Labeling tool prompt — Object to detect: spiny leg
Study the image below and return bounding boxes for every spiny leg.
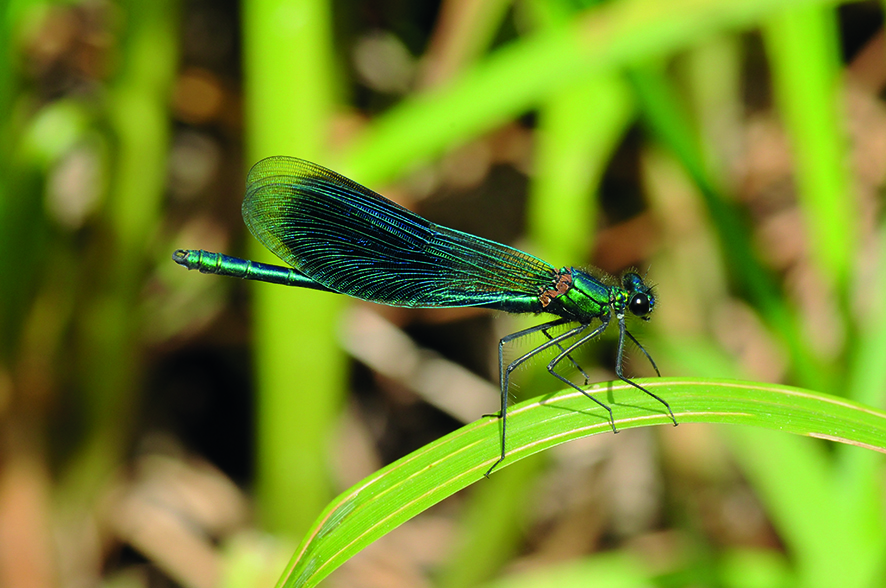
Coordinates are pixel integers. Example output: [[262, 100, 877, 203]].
[[625, 329, 661, 377], [486, 319, 585, 477], [615, 314, 677, 425], [541, 328, 593, 384], [546, 317, 617, 431], [488, 318, 572, 419]]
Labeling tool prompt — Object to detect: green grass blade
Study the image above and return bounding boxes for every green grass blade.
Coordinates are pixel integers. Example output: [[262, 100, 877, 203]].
[[763, 6, 855, 290], [482, 552, 653, 588], [628, 67, 831, 394], [436, 454, 546, 588], [343, 0, 846, 186], [529, 74, 635, 263], [276, 378, 886, 588], [726, 428, 854, 588]]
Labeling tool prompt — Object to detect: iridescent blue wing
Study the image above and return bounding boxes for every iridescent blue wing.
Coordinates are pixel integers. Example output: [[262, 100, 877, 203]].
[[241, 156, 555, 310]]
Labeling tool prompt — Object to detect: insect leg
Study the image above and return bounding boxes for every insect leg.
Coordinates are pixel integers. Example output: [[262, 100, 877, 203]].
[[486, 319, 584, 477], [625, 329, 661, 377], [546, 316, 616, 432], [491, 318, 573, 419], [541, 327, 592, 384], [616, 315, 676, 425]]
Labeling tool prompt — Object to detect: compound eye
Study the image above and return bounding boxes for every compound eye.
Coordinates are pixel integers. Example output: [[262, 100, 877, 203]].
[[629, 293, 651, 316]]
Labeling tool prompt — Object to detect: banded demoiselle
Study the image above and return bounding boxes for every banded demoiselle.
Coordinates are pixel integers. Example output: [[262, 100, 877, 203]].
[[173, 156, 677, 475]]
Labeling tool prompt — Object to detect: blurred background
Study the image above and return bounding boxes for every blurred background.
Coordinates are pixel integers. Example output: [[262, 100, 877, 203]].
[[1, 0, 885, 587]]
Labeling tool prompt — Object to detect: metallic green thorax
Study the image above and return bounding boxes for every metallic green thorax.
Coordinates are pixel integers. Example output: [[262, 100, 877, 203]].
[[536, 267, 656, 325], [546, 268, 610, 322]]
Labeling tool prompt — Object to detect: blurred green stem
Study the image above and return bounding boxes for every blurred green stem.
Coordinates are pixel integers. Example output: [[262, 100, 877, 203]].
[[244, 0, 345, 536], [763, 6, 855, 292], [627, 66, 834, 394], [343, 0, 847, 186], [64, 0, 179, 502]]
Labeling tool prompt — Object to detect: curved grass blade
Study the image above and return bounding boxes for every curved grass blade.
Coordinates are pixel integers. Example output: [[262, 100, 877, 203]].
[[277, 378, 886, 588]]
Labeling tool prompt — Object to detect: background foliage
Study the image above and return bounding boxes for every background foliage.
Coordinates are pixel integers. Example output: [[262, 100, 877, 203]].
[[0, 0, 885, 587]]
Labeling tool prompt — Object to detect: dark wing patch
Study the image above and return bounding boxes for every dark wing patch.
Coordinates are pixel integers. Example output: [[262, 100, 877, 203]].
[[242, 156, 555, 308]]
